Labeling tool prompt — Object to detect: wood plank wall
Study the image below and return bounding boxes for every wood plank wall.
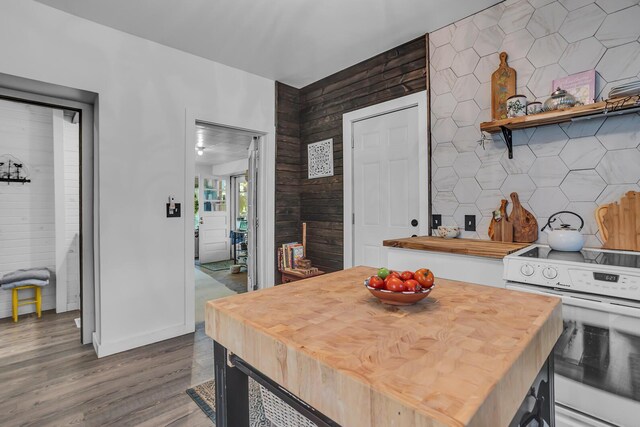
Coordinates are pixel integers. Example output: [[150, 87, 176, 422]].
[[299, 36, 427, 272], [275, 82, 302, 282], [275, 36, 427, 276]]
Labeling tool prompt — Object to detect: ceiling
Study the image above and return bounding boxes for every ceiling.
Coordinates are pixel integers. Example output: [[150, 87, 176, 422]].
[[34, 0, 502, 88], [195, 123, 254, 166]]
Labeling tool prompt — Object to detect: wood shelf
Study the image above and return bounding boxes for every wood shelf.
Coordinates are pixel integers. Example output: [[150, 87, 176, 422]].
[[480, 98, 640, 158]]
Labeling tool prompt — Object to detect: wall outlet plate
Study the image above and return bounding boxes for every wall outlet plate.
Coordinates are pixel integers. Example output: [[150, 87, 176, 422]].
[[431, 214, 442, 230], [464, 215, 476, 231], [166, 203, 181, 218]]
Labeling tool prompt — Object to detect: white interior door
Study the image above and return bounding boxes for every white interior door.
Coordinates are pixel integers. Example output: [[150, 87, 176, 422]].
[[199, 176, 229, 263], [353, 107, 419, 267]]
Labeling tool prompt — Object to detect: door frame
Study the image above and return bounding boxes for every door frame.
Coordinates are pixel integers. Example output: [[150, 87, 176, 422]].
[[342, 91, 428, 269], [184, 109, 275, 330]]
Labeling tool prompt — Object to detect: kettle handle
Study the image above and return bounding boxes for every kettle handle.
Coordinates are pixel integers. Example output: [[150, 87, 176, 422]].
[[542, 211, 584, 232]]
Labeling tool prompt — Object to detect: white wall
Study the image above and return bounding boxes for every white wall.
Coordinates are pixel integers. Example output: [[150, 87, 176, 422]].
[[54, 115, 80, 311], [0, 0, 275, 356], [53, 110, 81, 313], [211, 158, 248, 176], [62, 115, 80, 310], [0, 99, 56, 318]]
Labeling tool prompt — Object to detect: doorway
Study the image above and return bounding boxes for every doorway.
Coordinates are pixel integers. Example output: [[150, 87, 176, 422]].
[[192, 122, 259, 323], [0, 98, 83, 336], [0, 78, 97, 348], [343, 91, 429, 268]]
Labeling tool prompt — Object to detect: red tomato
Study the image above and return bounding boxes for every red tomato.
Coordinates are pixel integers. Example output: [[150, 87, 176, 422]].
[[400, 271, 414, 281], [384, 272, 401, 285], [404, 279, 422, 292], [414, 268, 435, 288], [385, 277, 407, 292], [368, 275, 385, 289]]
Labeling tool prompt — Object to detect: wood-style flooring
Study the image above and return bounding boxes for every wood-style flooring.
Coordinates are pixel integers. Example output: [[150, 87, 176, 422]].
[[0, 310, 213, 426]]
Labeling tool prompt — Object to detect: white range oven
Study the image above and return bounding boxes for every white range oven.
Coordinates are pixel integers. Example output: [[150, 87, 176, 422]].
[[504, 245, 640, 427]]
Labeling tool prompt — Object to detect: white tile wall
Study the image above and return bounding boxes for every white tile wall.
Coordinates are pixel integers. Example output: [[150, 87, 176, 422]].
[[430, 0, 640, 245]]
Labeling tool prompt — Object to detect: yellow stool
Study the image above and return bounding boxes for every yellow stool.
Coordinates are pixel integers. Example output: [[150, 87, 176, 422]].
[[11, 285, 42, 322]]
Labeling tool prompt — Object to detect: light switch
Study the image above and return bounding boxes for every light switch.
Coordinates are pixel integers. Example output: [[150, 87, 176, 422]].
[[166, 203, 181, 218]]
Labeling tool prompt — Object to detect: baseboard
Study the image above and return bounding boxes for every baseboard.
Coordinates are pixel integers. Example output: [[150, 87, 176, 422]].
[[92, 332, 100, 356], [67, 302, 80, 311], [94, 323, 193, 358]]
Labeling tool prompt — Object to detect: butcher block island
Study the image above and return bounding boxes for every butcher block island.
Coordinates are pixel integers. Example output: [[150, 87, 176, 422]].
[[205, 266, 562, 427]]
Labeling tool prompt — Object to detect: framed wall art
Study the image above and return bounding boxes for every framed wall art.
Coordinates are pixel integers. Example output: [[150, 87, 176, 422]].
[[307, 138, 334, 179]]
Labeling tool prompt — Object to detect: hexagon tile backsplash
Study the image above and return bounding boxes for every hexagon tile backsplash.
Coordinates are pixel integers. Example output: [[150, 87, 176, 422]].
[[429, 0, 640, 245]]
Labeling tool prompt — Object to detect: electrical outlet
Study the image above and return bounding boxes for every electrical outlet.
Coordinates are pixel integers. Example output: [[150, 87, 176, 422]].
[[431, 214, 442, 229], [464, 215, 476, 231]]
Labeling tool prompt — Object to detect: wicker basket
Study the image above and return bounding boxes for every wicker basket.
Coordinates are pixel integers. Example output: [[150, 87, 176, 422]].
[[258, 384, 317, 427]]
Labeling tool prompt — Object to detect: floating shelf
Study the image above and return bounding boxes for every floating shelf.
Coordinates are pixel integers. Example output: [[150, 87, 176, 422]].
[[480, 97, 640, 158]]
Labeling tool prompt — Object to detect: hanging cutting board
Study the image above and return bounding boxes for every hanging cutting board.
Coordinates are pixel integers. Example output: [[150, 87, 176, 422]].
[[489, 199, 508, 240], [491, 52, 516, 120], [599, 191, 640, 251], [595, 205, 609, 242], [510, 192, 538, 243]]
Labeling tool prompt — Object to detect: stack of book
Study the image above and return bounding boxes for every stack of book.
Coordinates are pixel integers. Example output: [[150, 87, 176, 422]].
[[280, 242, 305, 270], [278, 243, 320, 276]]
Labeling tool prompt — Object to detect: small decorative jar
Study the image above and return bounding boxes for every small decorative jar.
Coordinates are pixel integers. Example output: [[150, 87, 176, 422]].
[[506, 95, 528, 118], [527, 101, 543, 115], [543, 87, 577, 111], [437, 226, 460, 239]]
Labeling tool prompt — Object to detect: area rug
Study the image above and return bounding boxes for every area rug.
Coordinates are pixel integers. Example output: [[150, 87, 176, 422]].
[[186, 377, 274, 426], [199, 259, 235, 272]]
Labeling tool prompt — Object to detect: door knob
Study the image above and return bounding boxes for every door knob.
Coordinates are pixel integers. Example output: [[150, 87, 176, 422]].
[[411, 219, 418, 227]]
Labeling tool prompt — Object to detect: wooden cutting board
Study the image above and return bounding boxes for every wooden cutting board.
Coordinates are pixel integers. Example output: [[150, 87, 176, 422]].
[[489, 199, 508, 240], [599, 191, 640, 251], [510, 192, 538, 243], [490, 199, 513, 242], [491, 52, 516, 120]]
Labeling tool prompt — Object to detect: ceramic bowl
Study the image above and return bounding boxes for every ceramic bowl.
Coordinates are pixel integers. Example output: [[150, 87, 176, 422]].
[[527, 102, 542, 115], [364, 279, 434, 306], [437, 226, 460, 239]]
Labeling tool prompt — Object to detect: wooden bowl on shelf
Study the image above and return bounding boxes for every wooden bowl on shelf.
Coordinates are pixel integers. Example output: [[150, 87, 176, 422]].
[[364, 279, 434, 306]]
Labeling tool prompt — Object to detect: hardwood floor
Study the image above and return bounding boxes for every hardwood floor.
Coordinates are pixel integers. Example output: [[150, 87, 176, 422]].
[[0, 310, 213, 426]]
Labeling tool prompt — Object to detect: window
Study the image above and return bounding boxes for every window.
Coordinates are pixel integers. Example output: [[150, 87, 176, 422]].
[[203, 177, 226, 212]]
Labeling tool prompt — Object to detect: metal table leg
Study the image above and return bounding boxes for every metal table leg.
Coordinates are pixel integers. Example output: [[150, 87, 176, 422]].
[[214, 340, 249, 427]]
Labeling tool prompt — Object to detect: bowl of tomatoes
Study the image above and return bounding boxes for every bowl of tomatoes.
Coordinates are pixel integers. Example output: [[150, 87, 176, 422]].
[[365, 268, 435, 306]]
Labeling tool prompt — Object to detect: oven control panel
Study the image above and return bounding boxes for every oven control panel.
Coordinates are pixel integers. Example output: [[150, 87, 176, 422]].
[[567, 269, 640, 295], [504, 249, 640, 302]]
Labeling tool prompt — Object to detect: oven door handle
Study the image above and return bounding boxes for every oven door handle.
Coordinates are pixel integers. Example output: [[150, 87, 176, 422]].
[[506, 283, 640, 318]]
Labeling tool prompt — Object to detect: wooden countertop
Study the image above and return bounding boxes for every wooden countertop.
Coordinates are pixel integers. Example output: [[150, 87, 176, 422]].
[[206, 266, 562, 427], [383, 236, 529, 259]]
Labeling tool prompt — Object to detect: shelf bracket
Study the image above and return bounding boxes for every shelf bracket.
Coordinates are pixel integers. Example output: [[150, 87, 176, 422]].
[[500, 126, 513, 159]]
